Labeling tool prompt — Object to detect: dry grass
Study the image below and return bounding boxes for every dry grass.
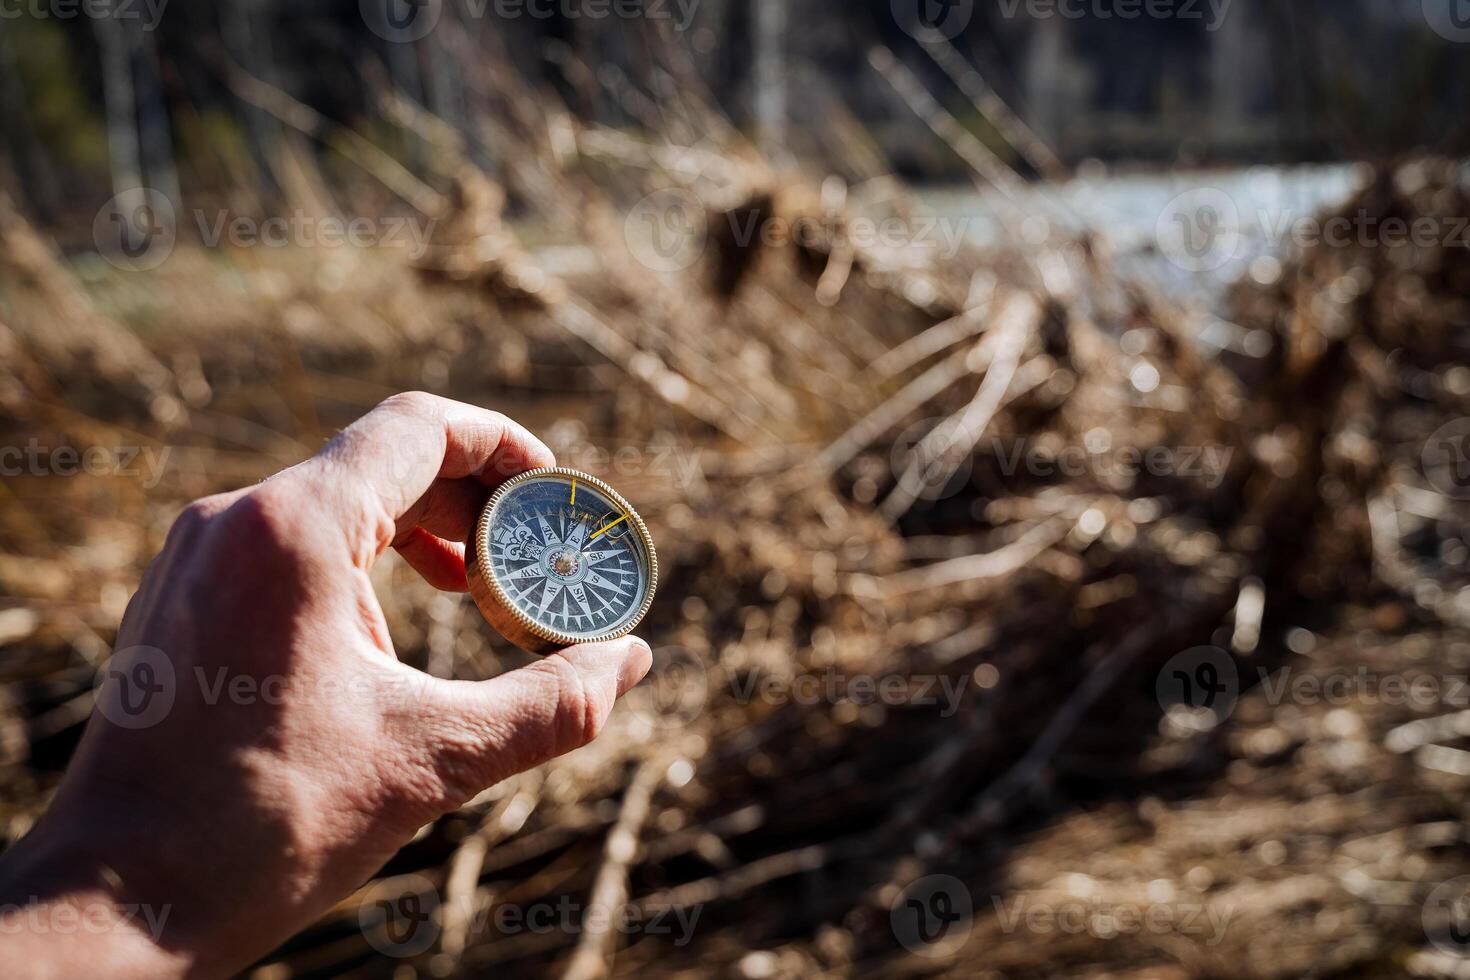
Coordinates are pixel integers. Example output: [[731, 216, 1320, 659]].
[[2, 55, 1470, 980]]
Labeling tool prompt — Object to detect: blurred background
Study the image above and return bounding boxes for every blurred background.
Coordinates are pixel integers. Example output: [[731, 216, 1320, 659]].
[[3, 1, 1470, 977]]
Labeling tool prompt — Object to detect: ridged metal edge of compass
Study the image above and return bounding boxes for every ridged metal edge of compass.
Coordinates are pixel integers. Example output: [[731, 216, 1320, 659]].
[[466, 466, 658, 655]]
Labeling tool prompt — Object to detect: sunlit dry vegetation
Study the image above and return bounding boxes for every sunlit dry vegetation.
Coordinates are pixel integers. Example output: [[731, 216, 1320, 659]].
[[4, 14, 1470, 979]]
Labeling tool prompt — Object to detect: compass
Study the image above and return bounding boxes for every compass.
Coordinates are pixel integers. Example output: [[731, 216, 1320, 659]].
[[467, 467, 657, 654]]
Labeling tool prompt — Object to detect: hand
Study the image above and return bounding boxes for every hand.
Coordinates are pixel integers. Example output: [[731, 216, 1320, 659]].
[[0, 392, 652, 978]]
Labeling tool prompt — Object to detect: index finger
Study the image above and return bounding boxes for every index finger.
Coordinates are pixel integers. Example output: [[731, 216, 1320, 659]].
[[294, 391, 555, 564]]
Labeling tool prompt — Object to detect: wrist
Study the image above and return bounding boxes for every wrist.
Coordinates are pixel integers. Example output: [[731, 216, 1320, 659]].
[[0, 822, 192, 980]]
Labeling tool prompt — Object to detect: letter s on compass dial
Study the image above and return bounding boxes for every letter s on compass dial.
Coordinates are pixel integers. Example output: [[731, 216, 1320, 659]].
[[466, 468, 657, 655]]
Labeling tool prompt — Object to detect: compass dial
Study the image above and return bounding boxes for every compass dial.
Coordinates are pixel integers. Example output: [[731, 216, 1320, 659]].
[[468, 468, 656, 654]]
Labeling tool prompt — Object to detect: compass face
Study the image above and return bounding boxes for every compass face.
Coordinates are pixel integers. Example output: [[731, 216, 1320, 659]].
[[478, 470, 655, 646]]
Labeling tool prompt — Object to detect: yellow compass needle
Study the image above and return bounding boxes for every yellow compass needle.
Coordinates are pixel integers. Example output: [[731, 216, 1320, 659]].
[[569, 478, 577, 507], [588, 513, 628, 542]]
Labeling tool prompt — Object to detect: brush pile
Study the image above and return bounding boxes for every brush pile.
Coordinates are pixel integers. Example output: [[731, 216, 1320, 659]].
[[2, 47, 1470, 978]]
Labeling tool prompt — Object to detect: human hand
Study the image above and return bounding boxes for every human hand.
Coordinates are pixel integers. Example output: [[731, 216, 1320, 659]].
[[0, 392, 652, 978]]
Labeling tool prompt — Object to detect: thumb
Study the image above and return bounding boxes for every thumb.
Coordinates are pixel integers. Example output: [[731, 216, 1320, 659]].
[[411, 637, 652, 803]]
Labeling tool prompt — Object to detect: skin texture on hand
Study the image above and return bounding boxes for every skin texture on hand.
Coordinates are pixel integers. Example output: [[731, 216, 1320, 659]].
[[0, 393, 653, 979]]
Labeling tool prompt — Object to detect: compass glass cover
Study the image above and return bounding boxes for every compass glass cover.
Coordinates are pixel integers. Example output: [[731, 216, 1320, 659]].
[[485, 473, 652, 641]]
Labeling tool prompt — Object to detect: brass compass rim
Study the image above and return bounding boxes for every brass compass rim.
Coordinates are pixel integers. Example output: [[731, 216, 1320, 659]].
[[467, 466, 658, 655]]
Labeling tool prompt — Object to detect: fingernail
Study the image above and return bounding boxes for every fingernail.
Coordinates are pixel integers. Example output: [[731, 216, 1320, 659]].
[[617, 637, 653, 695]]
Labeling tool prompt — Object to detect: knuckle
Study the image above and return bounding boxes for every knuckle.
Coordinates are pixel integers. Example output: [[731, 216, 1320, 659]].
[[537, 655, 607, 752], [198, 485, 320, 580], [376, 655, 618, 820], [381, 685, 504, 815], [360, 677, 483, 820], [159, 494, 242, 570], [380, 390, 442, 419], [222, 484, 303, 543], [417, 725, 492, 811], [169, 487, 312, 618], [170, 493, 233, 541]]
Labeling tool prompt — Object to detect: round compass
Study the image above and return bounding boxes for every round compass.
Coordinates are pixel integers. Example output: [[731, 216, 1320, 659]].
[[467, 467, 657, 654]]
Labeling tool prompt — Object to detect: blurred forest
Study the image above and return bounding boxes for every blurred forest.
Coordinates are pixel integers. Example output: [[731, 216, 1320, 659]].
[[5, 0, 1470, 232], [4, 2, 1470, 979]]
